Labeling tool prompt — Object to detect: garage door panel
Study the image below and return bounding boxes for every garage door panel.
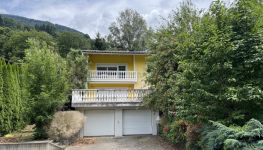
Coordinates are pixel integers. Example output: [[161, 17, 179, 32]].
[[84, 110, 115, 136], [123, 110, 152, 135]]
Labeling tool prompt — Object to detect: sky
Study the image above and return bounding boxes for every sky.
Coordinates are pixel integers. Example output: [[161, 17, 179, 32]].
[[0, 0, 233, 38]]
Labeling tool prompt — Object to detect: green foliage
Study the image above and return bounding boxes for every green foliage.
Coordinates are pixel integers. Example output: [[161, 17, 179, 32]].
[[92, 33, 108, 50], [200, 119, 263, 150], [0, 59, 27, 134], [0, 16, 3, 26], [0, 14, 93, 62], [1, 30, 55, 63], [0, 14, 30, 30], [0, 14, 81, 33], [108, 9, 148, 50], [146, 0, 263, 125], [163, 120, 187, 144], [24, 38, 69, 139], [35, 24, 56, 36], [145, 0, 200, 114], [57, 32, 91, 57], [66, 49, 89, 89], [160, 117, 202, 150]]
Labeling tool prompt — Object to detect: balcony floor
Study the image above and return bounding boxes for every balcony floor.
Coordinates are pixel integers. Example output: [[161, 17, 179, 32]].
[[72, 89, 149, 108], [72, 101, 143, 108]]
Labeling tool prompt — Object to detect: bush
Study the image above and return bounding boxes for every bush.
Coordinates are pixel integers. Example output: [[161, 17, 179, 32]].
[[200, 119, 263, 150], [159, 116, 203, 150], [185, 123, 202, 150], [160, 119, 188, 144], [48, 111, 85, 144]]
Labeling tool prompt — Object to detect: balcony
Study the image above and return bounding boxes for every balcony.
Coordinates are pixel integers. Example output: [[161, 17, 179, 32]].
[[72, 89, 149, 107], [88, 70, 137, 83]]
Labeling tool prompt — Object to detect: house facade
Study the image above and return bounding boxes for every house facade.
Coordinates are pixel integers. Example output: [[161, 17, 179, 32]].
[[72, 50, 158, 137]]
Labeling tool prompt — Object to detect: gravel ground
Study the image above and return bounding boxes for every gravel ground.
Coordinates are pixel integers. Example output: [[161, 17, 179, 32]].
[[66, 135, 178, 150]]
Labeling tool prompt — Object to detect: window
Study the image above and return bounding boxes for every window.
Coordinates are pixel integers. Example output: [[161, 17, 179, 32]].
[[96, 64, 127, 78], [96, 64, 126, 71]]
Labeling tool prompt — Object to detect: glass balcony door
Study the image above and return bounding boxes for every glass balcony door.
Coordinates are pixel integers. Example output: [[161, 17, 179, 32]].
[[96, 64, 127, 79]]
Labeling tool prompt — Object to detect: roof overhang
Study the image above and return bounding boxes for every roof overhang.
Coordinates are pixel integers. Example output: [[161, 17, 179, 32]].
[[81, 50, 148, 55]]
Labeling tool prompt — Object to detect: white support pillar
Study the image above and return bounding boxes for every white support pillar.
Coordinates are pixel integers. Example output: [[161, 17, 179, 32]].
[[152, 111, 159, 135], [114, 109, 123, 137]]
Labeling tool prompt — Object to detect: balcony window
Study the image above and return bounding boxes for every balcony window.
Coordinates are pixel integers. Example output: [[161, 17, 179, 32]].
[[97, 64, 126, 78], [89, 64, 137, 82], [97, 64, 126, 71]]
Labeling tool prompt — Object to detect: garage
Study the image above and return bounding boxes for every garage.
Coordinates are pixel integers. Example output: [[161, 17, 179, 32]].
[[84, 110, 115, 136], [123, 109, 153, 135]]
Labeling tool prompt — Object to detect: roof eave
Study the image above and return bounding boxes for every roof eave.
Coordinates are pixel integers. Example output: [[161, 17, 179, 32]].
[[81, 50, 148, 55]]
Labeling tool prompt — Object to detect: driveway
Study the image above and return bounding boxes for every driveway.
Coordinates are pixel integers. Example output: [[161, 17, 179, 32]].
[[66, 136, 177, 150]]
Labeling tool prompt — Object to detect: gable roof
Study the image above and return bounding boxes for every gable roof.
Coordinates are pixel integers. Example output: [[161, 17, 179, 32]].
[[81, 50, 148, 55]]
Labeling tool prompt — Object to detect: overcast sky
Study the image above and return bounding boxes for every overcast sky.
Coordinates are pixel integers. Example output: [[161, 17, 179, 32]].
[[0, 0, 233, 38]]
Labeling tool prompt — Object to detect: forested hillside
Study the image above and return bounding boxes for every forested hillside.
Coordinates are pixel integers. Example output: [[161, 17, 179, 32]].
[[0, 11, 150, 54], [0, 14, 95, 62], [0, 14, 81, 33]]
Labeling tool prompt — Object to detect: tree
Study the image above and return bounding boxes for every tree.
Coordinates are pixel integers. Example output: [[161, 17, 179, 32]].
[[57, 32, 91, 57], [108, 9, 148, 50], [92, 33, 108, 50], [0, 27, 12, 62], [2, 30, 55, 63], [145, 0, 200, 114], [25, 38, 69, 139], [146, 0, 263, 125], [66, 49, 89, 89], [35, 24, 56, 36], [0, 15, 4, 26], [0, 59, 27, 134], [200, 119, 263, 149]]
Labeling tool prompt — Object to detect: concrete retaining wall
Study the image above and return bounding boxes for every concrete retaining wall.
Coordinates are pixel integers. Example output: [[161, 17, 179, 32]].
[[0, 141, 64, 150]]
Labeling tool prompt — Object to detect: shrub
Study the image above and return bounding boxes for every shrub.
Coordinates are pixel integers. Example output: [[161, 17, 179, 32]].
[[161, 119, 188, 144], [48, 111, 85, 144], [185, 123, 202, 150], [200, 119, 263, 150]]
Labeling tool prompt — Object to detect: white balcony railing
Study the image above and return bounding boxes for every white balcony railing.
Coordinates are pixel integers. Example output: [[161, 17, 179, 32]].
[[88, 70, 137, 82], [72, 89, 149, 103]]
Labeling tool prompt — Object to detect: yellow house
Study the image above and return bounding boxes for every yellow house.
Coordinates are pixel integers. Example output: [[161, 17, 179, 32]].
[[72, 50, 158, 137]]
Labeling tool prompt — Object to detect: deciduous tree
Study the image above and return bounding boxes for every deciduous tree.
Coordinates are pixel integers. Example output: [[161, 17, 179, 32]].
[[25, 38, 69, 139], [108, 9, 148, 50]]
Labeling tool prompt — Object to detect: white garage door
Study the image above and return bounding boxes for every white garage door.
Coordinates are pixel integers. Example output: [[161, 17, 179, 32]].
[[84, 110, 115, 136], [123, 109, 152, 135]]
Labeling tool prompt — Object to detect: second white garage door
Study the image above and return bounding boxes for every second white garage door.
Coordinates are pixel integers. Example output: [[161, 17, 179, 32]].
[[84, 110, 115, 136], [123, 109, 152, 135]]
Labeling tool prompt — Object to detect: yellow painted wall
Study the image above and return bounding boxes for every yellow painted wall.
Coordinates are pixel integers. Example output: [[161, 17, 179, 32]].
[[89, 54, 134, 71], [87, 54, 147, 89]]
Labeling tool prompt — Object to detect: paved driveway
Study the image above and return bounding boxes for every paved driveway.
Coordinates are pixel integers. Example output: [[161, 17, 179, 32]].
[[66, 136, 176, 150]]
